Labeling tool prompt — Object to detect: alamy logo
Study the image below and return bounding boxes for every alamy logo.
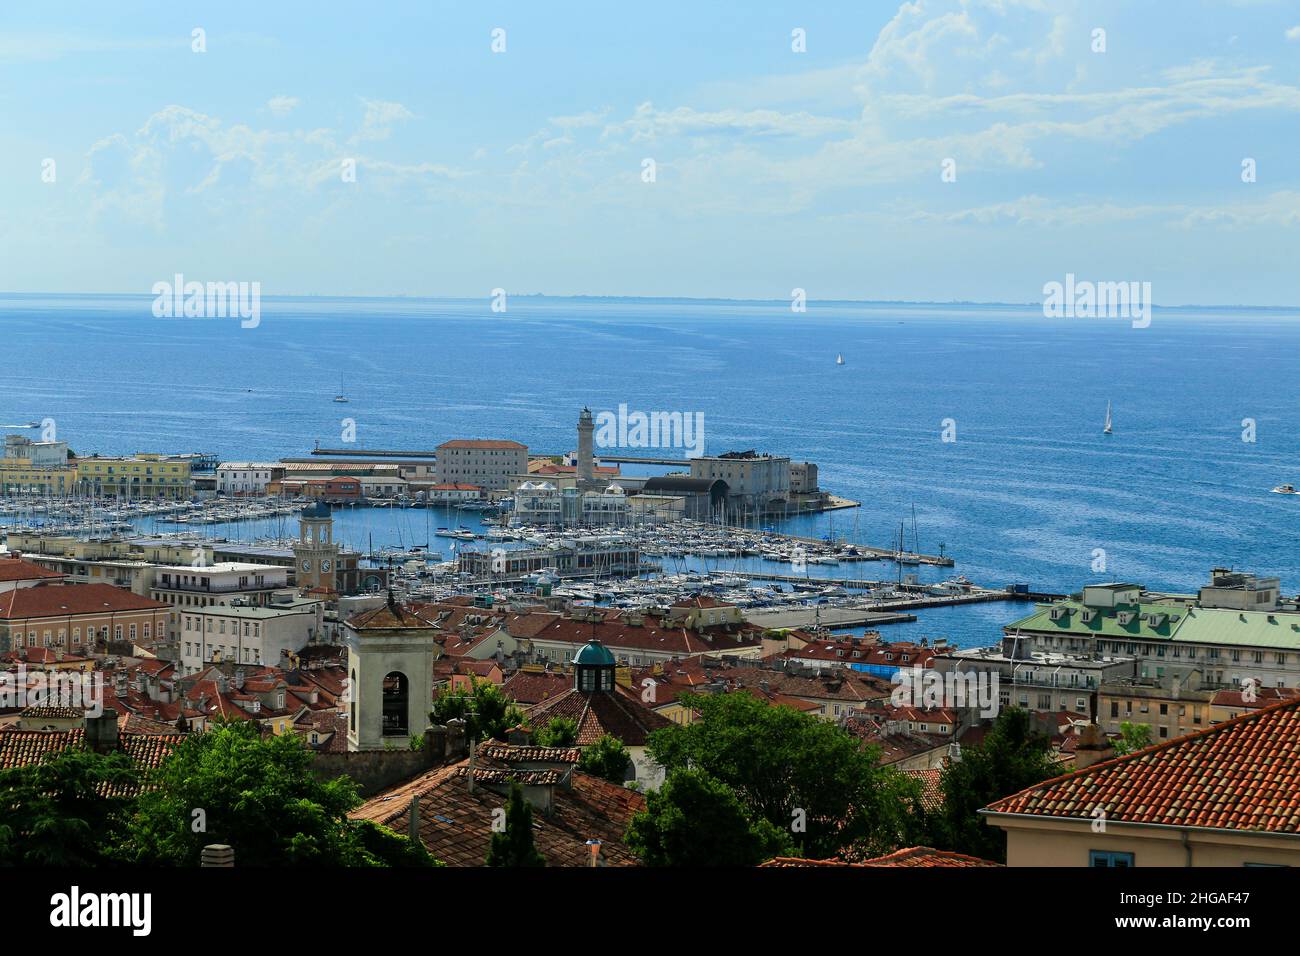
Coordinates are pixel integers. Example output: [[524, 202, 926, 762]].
[[50, 887, 151, 936], [593, 404, 705, 457], [0, 666, 104, 716], [151, 274, 261, 328], [1042, 273, 1152, 329], [891, 665, 1000, 719]]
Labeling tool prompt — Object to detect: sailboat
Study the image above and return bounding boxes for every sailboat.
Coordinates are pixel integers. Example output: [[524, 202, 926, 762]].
[[333, 374, 349, 404], [1103, 400, 1113, 435], [836, 353, 845, 366]]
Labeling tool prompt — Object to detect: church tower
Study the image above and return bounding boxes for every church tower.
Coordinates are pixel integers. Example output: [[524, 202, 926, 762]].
[[293, 502, 340, 594], [577, 406, 595, 485], [345, 593, 441, 751], [573, 639, 616, 693]]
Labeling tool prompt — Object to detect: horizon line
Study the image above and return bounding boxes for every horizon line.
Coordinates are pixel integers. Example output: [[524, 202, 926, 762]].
[[0, 290, 1296, 312]]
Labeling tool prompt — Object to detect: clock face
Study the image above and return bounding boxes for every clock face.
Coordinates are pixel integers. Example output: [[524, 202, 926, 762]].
[[301, 559, 312, 572], [321, 560, 332, 572]]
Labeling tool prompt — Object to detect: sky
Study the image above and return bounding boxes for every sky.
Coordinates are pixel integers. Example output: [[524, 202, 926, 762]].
[[1, 0, 1299, 305]]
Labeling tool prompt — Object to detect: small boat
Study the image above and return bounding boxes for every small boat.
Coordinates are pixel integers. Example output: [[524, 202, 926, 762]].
[[1272, 484, 1298, 495], [333, 373, 348, 403], [836, 354, 845, 366], [1103, 400, 1113, 435]]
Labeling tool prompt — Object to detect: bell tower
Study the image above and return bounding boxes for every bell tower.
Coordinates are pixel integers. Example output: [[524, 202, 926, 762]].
[[293, 502, 340, 593], [345, 593, 441, 751]]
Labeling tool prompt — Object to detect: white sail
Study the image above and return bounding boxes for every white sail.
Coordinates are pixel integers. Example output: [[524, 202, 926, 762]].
[[1103, 400, 1113, 434]]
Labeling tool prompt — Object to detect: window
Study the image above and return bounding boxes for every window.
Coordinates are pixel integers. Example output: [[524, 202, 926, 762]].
[[1090, 851, 1134, 868]]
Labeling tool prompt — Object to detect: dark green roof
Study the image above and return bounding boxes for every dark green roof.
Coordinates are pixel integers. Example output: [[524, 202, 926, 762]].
[[573, 641, 616, 666]]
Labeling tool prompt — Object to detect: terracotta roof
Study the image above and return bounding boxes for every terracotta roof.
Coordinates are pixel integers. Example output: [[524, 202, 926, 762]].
[[350, 758, 645, 866], [523, 610, 762, 657], [478, 742, 582, 764], [985, 696, 1300, 833], [347, 602, 445, 630], [0, 583, 169, 620], [0, 728, 183, 796], [0, 559, 65, 583], [904, 768, 945, 812], [438, 439, 526, 449], [524, 685, 671, 746], [501, 669, 572, 705]]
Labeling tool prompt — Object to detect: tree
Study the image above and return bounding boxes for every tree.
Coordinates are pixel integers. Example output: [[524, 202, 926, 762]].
[[0, 747, 138, 866], [430, 679, 524, 742], [647, 692, 915, 859], [128, 719, 433, 866], [1112, 721, 1153, 756], [535, 717, 578, 748], [578, 734, 632, 784], [626, 768, 790, 866], [927, 708, 1063, 863], [486, 782, 545, 867]]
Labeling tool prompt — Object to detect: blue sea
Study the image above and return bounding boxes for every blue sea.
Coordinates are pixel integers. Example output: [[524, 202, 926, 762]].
[[3, 293, 1298, 648]]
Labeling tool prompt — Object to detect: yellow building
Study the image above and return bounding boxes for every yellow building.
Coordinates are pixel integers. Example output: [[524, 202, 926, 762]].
[[0, 459, 77, 496], [75, 454, 193, 499]]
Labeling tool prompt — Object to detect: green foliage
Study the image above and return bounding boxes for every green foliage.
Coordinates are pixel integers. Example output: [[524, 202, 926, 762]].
[[1112, 721, 1153, 756], [485, 782, 545, 867], [926, 708, 1063, 863], [646, 692, 915, 859], [430, 679, 524, 742], [0, 747, 138, 866], [626, 768, 791, 866], [408, 733, 425, 752], [535, 717, 578, 748], [127, 720, 433, 866], [352, 818, 442, 867], [577, 734, 632, 784]]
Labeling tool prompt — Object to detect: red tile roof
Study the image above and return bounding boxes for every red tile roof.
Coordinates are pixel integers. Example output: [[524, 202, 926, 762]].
[[0, 559, 65, 583], [0, 583, 169, 620], [985, 696, 1300, 833], [349, 758, 645, 866], [524, 685, 671, 746]]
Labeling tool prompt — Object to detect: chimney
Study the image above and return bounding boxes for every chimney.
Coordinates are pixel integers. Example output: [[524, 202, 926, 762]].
[[1074, 722, 1116, 769], [200, 844, 234, 867], [407, 794, 421, 842], [84, 708, 119, 754]]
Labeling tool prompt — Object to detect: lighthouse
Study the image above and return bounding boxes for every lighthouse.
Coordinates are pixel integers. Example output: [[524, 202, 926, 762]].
[[577, 406, 595, 484]]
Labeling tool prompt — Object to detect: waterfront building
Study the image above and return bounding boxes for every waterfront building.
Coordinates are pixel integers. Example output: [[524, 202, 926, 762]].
[[435, 439, 528, 491], [0, 581, 170, 655], [0, 435, 75, 496], [216, 462, 284, 495], [75, 453, 193, 500], [789, 461, 819, 493], [426, 482, 483, 503], [509, 481, 633, 528], [689, 449, 790, 509], [1098, 669, 1214, 740], [457, 536, 641, 578], [177, 594, 324, 675], [638, 477, 728, 520], [1005, 572, 1300, 691], [983, 695, 1300, 866]]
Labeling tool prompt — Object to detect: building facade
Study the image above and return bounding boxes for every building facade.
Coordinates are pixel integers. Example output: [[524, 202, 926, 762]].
[[76, 454, 193, 499], [435, 439, 528, 491]]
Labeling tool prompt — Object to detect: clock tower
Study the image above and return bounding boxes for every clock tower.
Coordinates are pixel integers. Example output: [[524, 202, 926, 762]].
[[293, 501, 340, 594]]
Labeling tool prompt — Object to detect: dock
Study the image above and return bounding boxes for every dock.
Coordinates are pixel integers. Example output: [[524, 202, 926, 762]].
[[743, 607, 917, 630]]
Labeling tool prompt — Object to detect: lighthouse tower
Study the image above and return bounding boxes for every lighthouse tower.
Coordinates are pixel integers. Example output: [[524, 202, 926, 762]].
[[577, 407, 595, 485]]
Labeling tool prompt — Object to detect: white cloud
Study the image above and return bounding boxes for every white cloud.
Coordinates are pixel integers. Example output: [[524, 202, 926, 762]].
[[350, 98, 414, 144], [267, 95, 300, 117], [1286, 25, 1300, 41]]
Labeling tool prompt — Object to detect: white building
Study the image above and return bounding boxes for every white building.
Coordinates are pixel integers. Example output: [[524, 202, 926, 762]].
[[150, 562, 290, 611], [216, 462, 282, 495], [510, 481, 632, 527], [178, 594, 324, 674]]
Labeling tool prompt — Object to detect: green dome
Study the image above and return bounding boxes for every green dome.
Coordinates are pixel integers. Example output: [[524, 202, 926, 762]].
[[573, 641, 616, 666]]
